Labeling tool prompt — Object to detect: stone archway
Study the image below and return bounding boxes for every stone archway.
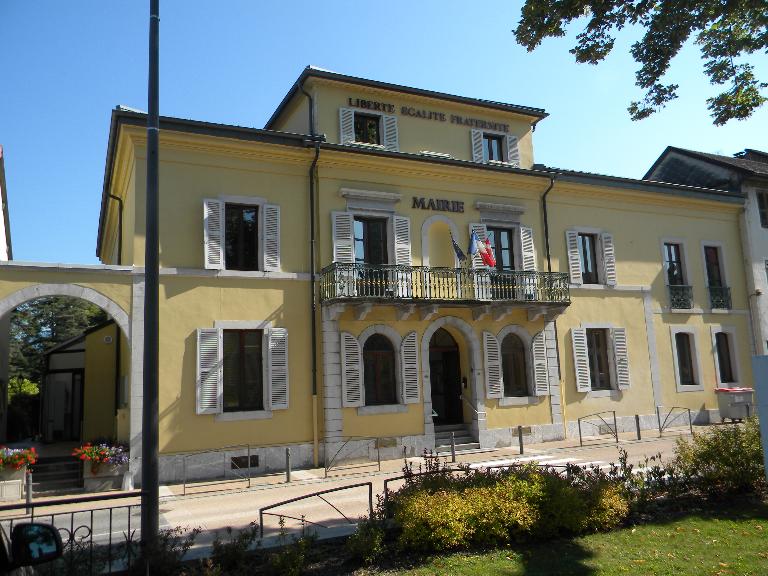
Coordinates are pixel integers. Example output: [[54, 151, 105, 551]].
[[420, 316, 484, 444]]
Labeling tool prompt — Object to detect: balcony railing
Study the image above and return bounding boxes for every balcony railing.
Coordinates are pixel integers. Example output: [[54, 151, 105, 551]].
[[319, 263, 570, 305], [668, 284, 693, 309], [708, 286, 732, 310]]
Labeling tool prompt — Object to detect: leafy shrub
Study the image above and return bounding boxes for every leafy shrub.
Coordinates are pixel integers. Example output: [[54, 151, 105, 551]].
[[265, 516, 316, 576], [673, 418, 764, 495], [346, 517, 386, 565], [128, 526, 201, 576], [207, 522, 259, 574], [395, 489, 470, 551], [532, 471, 589, 537], [583, 482, 629, 532]]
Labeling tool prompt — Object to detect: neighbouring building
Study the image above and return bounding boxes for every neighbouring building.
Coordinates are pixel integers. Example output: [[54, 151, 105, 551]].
[[0, 67, 756, 483], [0, 145, 13, 442]]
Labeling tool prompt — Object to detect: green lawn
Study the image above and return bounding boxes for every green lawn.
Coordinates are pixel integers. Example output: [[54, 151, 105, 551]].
[[357, 501, 768, 576]]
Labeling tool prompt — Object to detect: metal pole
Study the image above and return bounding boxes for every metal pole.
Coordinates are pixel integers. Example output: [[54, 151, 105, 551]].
[[578, 418, 583, 447], [688, 408, 694, 434], [612, 411, 618, 444], [182, 457, 186, 497], [25, 472, 32, 514], [450, 432, 456, 463], [517, 425, 524, 455], [285, 448, 291, 483], [634, 414, 641, 440], [247, 445, 252, 488], [656, 405, 662, 436], [141, 0, 160, 548], [746, 403, 751, 419], [377, 442, 381, 472]]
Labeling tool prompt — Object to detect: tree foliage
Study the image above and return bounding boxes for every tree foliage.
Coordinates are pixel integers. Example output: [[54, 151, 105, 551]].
[[9, 297, 108, 384], [7, 377, 39, 401], [514, 1, 768, 125]]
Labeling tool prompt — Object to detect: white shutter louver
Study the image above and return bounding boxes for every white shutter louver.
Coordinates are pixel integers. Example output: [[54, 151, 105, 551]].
[[469, 223, 489, 268], [341, 332, 363, 407], [532, 331, 549, 396], [204, 200, 224, 270], [267, 328, 289, 410], [612, 327, 630, 390], [571, 328, 592, 393], [470, 223, 491, 299], [393, 216, 411, 265], [471, 129, 484, 162], [382, 115, 399, 152], [339, 107, 355, 144], [196, 328, 222, 414], [566, 230, 582, 285], [484, 331, 503, 399], [602, 233, 617, 286], [519, 226, 536, 271], [506, 135, 521, 167], [332, 211, 355, 263], [262, 204, 281, 272], [401, 331, 419, 404]]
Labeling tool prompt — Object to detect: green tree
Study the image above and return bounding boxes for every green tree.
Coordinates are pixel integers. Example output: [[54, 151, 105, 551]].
[[9, 297, 108, 384], [7, 377, 39, 402], [514, 1, 768, 125]]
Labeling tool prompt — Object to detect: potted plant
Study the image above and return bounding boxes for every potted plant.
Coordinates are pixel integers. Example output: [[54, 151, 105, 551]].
[[73, 443, 129, 492], [0, 447, 36, 501]]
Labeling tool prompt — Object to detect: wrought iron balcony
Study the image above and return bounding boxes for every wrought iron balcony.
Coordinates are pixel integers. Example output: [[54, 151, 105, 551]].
[[708, 286, 732, 310], [319, 262, 570, 305], [668, 285, 693, 309]]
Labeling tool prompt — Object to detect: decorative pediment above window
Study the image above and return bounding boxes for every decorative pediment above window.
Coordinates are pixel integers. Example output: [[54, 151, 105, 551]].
[[475, 201, 526, 224], [340, 188, 402, 213]]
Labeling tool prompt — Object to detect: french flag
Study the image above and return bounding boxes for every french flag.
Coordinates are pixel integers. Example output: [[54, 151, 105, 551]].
[[468, 232, 496, 267]]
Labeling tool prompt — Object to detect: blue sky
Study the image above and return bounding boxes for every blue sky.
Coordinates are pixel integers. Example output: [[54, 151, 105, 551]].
[[1, 1, 766, 264]]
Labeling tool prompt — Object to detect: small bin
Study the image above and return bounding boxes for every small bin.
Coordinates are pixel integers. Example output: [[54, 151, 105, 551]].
[[715, 387, 754, 422]]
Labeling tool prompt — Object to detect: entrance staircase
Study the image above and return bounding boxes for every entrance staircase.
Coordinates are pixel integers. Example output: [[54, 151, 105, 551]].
[[30, 456, 83, 495], [434, 424, 483, 455]]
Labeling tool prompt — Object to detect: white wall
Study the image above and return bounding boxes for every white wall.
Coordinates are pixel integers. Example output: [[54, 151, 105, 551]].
[[743, 184, 768, 355]]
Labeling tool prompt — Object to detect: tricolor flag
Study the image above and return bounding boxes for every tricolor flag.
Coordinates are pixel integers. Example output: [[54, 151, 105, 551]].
[[468, 231, 496, 267], [450, 233, 466, 262]]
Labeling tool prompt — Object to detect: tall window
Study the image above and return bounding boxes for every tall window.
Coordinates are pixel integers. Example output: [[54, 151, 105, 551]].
[[225, 204, 259, 271], [222, 330, 264, 412], [501, 334, 528, 397], [757, 190, 768, 228], [663, 243, 685, 285], [674, 332, 696, 386], [482, 134, 504, 162], [353, 218, 388, 265], [487, 228, 515, 272], [715, 332, 736, 384], [354, 114, 380, 144], [704, 246, 724, 287], [586, 328, 611, 390], [578, 233, 600, 284], [363, 334, 397, 405]]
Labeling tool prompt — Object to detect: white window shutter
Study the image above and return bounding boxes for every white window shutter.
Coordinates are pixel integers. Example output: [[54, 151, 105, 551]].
[[339, 107, 355, 144], [401, 331, 419, 404], [267, 328, 289, 410], [341, 332, 363, 407], [262, 204, 281, 272], [382, 115, 399, 152], [519, 226, 536, 271], [332, 211, 355, 263], [571, 328, 592, 393], [196, 328, 222, 414], [471, 129, 484, 162], [532, 331, 549, 396], [483, 331, 503, 399], [469, 223, 489, 268], [612, 327, 630, 390], [506, 135, 521, 167], [203, 200, 224, 270], [602, 233, 617, 286], [566, 230, 582, 285], [393, 215, 411, 265]]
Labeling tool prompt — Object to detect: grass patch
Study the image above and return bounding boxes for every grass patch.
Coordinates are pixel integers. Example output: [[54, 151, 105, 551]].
[[355, 499, 768, 576]]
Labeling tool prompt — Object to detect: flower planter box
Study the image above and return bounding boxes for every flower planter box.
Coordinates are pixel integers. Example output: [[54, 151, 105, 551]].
[[83, 463, 128, 492], [0, 467, 26, 501]]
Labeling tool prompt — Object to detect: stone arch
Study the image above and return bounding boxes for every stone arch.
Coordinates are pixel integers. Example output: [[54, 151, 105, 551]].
[[497, 325, 535, 397], [420, 316, 484, 442], [421, 215, 460, 267], [0, 283, 130, 339], [358, 324, 403, 406]]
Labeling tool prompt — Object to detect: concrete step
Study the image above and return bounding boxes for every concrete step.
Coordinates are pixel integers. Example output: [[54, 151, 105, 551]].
[[434, 424, 467, 433], [435, 436, 474, 447], [436, 442, 481, 453]]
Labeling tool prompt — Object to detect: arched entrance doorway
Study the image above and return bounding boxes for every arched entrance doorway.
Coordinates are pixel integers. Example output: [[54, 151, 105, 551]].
[[429, 328, 462, 425]]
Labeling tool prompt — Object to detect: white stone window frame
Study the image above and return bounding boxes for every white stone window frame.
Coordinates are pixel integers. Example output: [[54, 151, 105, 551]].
[[570, 226, 611, 287], [580, 322, 620, 398], [213, 319, 273, 422], [669, 326, 704, 392], [349, 209, 396, 266], [356, 325, 408, 415], [659, 237, 699, 313], [496, 325, 541, 406], [478, 128, 513, 165], [709, 324, 740, 387], [219, 195, 269, 273], [700, 240, 731, 311], [345, 109, 389, 150], [484, 223, 526, 272]]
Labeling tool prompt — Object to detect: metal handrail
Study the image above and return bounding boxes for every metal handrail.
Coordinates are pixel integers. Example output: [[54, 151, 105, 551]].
[[656, 406, 694, 436], [323, 436, 383, 478], [460, 393, 485, 416], [577, 411, 619, 446]]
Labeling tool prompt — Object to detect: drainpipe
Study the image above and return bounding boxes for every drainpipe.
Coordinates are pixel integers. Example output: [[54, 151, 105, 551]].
[[107, 194, 123, 265], [540, 175, 567, 436], [301, 83, 324, 467]]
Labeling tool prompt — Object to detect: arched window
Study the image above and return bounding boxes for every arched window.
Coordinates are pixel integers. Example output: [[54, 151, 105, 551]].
[[501, 333, 528, 397], [363, 334, 397, 405]]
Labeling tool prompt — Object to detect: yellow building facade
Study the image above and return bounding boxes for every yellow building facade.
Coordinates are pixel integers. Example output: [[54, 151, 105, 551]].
[[0, 67, 753, 482]]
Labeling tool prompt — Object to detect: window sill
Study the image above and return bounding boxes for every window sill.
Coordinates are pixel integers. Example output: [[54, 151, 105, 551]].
[[215, 410, 273, 422], [708, 308, 733, 314], [498, 396, 540, 407], [669, 307, 704, 314], [587, 390, 621, 399], [357, 404, 408, 416], [676, 384, 704, 393], [347, 142, 386, 150]]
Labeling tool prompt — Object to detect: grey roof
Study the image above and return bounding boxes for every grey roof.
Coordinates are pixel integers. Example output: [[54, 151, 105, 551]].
[[646, 147, 768, 180]]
